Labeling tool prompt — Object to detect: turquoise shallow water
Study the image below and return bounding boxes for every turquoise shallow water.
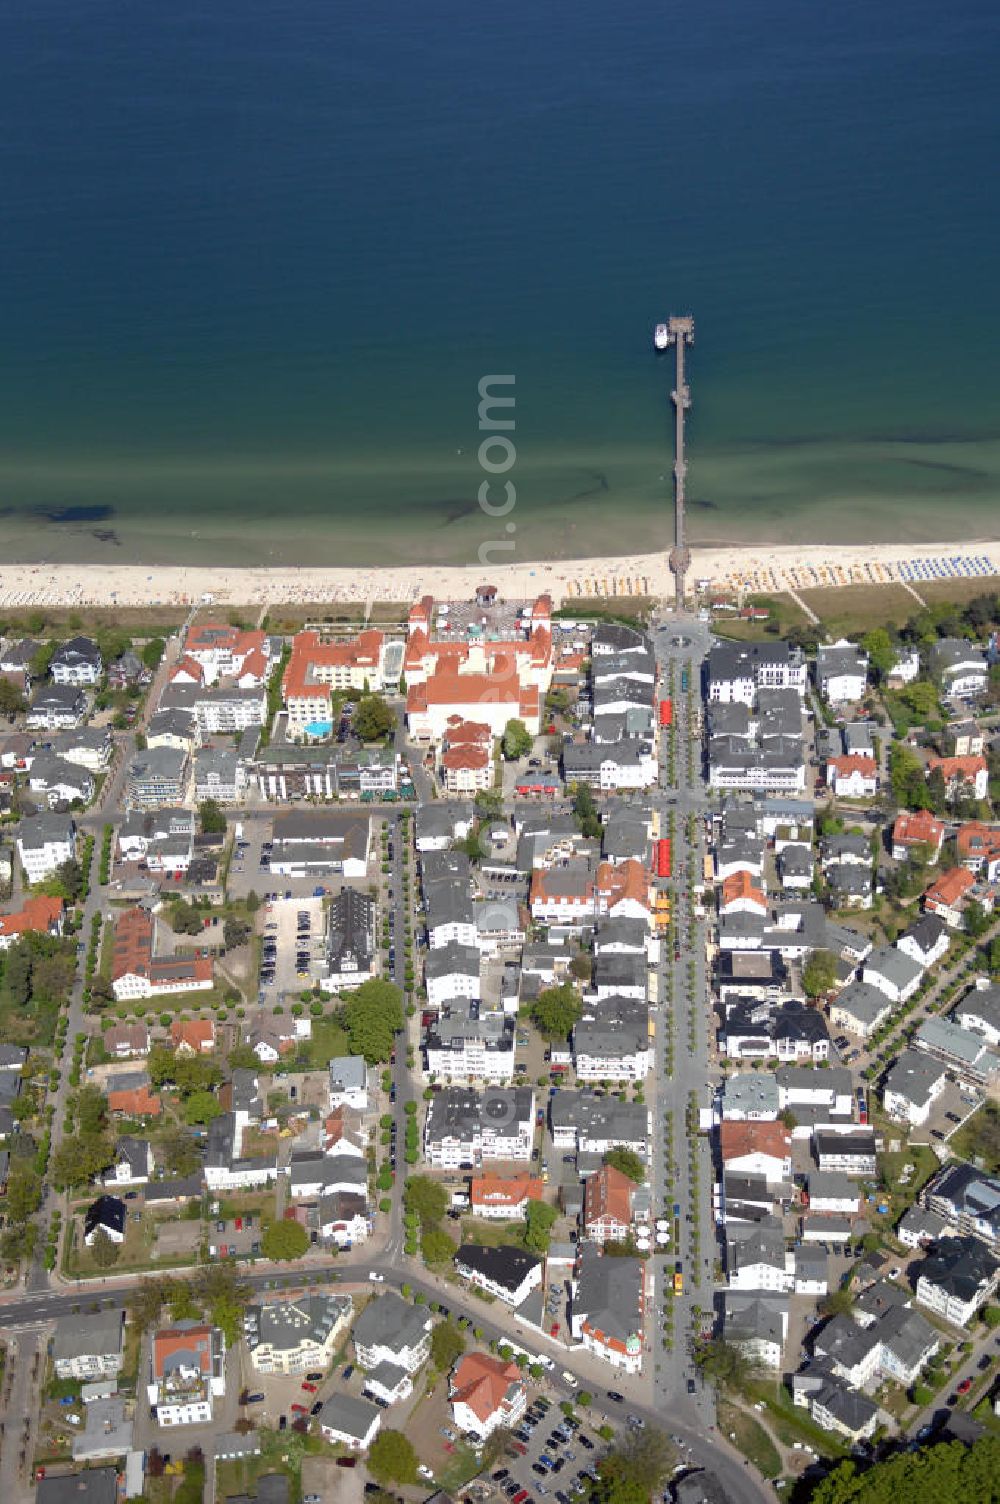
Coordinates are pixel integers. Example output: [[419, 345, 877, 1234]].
[[1, 0, 999, 565]]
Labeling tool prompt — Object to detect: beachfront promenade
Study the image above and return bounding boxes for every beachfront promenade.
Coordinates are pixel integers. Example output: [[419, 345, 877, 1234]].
[[1, 541, 999, 611]]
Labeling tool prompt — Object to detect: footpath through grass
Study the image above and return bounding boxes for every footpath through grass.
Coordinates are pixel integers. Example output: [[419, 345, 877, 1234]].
[[717, 1399, 781, 1479]]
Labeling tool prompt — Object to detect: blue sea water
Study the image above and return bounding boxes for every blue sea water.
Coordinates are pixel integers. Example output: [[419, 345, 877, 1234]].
[[1, 0, 998, 564]]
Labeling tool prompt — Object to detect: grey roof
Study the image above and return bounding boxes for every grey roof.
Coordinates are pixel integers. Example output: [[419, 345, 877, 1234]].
[[814, 1129, 877, 1164], [328, 1057, 367, 1094], [918, 1236, 999, 1303], [898, 1205, 950, 1243], [425, 940, 481, 981], [901, 913, 948, 954], [954, 983, 1000, 1036], [813, 1312, 878, 1371], [52, 1309, 123, 1362], [52, 635, 101, 668], [929, 637, 987, 675], [128, 746, 188, 782], [722, 1072, 779, 1116], [813, 1378, 878, 1433], [352, 1291, 430, 1354], [317, 1391, 382, 1441], [416, 802, 474, 841], [852, 1279, 909, 1325], [475, 897, 521, 934], [147, 707, 197, 738], [726, 1217, 787, 1274], [594, 916, 649, 953], [821, 833, 870, 864], [572, 1242, 644, 1345], [808, 1170, 859, 1202], [602, 818, 651, 863], [17, 810, 75, 849], [917, 1015, 999, 1071], [865, 945, 924, 991], [37, 1470, 119, 1504], [549, 1089, 647, 1146], [831, 980, 890, 1028], [427, 881, 474, 929], [779, 843, 813, 877], [817, 643, 867, 680], [31, 683, 86, 710], [326, 888, 375, 971], [884, 1048, 946, 1107], [876, 1303, 939, 1364], [924, 1162, 1000, 1240], [424, 1086, 531, 1144], [723, 1291, 787, 1350], [827, 863, 872, 896], [564, 738, 650, 775], [248, 1293, 351, 1356]]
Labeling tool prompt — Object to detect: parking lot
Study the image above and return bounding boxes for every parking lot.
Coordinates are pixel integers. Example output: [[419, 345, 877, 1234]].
[[490, 1394, 610, 1504], [259, 894, 326, 998]]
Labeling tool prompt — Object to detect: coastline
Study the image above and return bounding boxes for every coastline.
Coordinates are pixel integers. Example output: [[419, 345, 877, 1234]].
[[2, 540, 999, 611]]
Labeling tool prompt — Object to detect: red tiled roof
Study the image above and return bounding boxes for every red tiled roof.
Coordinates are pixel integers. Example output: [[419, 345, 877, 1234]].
[[927, 755, 987, 783], [152, 1324, 213, 1379], [170, 1019, 216, 1052], [441, 744, 491, 772], [450, 1352, 523, 1425], [282, 629, 384, 701], [924, 866, 976, 908], [828, 755, 877, 777], [470, 1173, 544, 1211], [584, 1165, 634, 1229], [596, 859, 650, 910], [108, 1085, 161, 1117], [0, 894, 63, 942], [956, 822, 1000, 862], [893, 811, 945, 848], [720, 871, 767, 910], [719, 1121, 791, 1164]]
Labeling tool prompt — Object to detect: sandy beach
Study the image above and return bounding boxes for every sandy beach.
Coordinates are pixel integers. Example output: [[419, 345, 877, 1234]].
[[0, 540, 998, 613]]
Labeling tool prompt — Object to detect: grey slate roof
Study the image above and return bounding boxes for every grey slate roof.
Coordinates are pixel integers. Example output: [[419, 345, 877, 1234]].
[[352, 1291, 430, 1354]]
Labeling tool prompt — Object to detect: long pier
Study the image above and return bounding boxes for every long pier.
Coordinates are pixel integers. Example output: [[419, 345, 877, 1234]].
[[664, 314, 694, 609]]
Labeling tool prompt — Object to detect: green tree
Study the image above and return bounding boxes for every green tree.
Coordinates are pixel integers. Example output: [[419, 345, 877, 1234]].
[[2, 943, 32, 1007], [130, 1279, 166, 1332], [403, 1176, 449, 1228], [368, 1430, 419, 1486], [182, 1090, 222, 1126], [195, 1264, 250, 1345], [900, 680, 940, 719], [965, 900, 990, 938], [571, 783, 602, 840], [430, 1320, 466, 1371], [90, 1228, 120, 1268], [0, 679, 27, 715], [198, 799, 227, 834], [524, 1200, 559, 1254], [809, 1434, 1000, 1504], [889, 742, 932, 810], [820, 1286, 855, 1319], [421, 1227, 455, 1266], [502, 719, 533, 760], [223, 916, 252, 950], [141, 637, 165, 669], [4, 1164, 42, 1223], [861, 628, 896, 681], [160, 1130, 202, 1178], [802, 948, 839, 999], [343, 979, 404, 1062], [530, 982, 582, 1040], [603, 1148, 645, 1184], [693, 1336, 752, 1392], [51, 1134, 113, 1189], [354, 694, 395, 742], [76, 1084, 108, 1137], [590, 1429, 675, 1504], [261, 1219, 310, 1261]]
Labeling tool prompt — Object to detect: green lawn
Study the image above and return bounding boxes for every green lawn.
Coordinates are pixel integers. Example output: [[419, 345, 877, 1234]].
[[950, 1106, 1000, 1175], [797, 583, 918, 637], [718, 1400, 781, 1479], [300, 1015, 351, 1068], [434, 1442, 483, 1493], [745, 1381, 849, 1460], [459, 1217, 527, 1249]]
